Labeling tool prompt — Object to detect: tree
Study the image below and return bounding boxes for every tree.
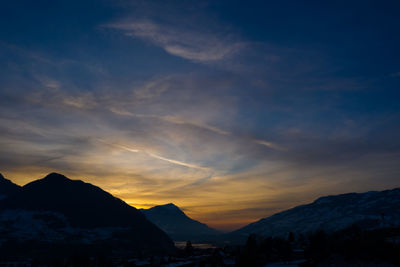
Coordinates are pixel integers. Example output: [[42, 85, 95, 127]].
[[185, 240, 193, 255]]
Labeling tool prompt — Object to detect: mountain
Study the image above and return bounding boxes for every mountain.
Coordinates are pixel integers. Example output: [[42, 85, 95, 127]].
[[0, 173, 21, 199], [141, 203, 221, 241], [230, 188, 400, 242], [0, 173, 174, 259]]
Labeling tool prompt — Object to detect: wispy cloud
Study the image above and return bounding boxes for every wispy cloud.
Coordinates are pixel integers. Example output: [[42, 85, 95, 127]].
[[161, 115, 231, 135], [109, 108, 231, 136], [254, 139, 285, 151], [146, 152, 207, 170], [97, 139, 207, 170], [106, 20, 244, 63], [2, 20, 400, 231]]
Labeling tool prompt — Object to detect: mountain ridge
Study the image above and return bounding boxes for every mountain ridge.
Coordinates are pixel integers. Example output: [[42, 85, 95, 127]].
[[229, 187, 400, 242], [0, 172, 175, 254], [3, 172, 399, 247], [0, 173, 21, 199], [141, 203, 221, 241]]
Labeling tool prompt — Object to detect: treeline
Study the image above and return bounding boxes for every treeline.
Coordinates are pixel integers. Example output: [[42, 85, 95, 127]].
[[235, 225, 400, 266]]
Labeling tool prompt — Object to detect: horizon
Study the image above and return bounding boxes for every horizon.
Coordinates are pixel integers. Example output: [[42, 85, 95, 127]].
[[1, 1, 400, 232], [1, 171, 399, 232]]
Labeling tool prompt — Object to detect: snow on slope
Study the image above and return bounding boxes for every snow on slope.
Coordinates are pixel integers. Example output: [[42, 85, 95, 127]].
[[232, 188, 400, 239]]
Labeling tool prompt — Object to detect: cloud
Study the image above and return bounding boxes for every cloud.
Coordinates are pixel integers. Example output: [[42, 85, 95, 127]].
[[97, 138, 207, 170], [106, 20, 244, 63], [109, 109, 231, 136], [2, 39, 400, 230], [254, 139, 285, 151], [161, 115, 231, 136], [146, 152, 207, 170]]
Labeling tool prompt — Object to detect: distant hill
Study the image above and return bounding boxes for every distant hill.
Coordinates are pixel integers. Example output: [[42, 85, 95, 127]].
[[0, 173, 174, 259], [230, 188, 400, 243], [141, 203, 221, 241], [0, 173, 21, 199]]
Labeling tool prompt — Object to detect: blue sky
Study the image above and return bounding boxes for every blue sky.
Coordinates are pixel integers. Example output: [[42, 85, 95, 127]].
[[1, 0, 399, 230]]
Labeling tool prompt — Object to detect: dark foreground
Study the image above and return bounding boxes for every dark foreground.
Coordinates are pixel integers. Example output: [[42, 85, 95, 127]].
[[1, 225, 400, 266]]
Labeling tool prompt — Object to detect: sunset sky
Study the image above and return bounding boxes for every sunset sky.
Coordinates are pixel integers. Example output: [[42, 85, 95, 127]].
[[1, 0, 400, 231]]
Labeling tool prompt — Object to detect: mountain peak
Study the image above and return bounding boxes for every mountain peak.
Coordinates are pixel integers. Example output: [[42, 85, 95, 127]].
[[0, 173, 4, 180], [0, 172, 174, 252], [43, 173, 71, 182], [162, 203, 179, 209], [142, 203, 221, 241], [149, 203, 184, 215]]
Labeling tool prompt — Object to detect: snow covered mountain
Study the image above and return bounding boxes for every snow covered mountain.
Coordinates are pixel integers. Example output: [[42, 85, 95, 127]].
[[231, 188, 400, 241], [141, 203, 221, 241], [0, 173, 174, 257]]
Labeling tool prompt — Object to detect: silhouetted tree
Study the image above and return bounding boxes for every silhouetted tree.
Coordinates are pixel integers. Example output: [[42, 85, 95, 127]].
[[245, 234, 258, 251], [303, 225, 400, 266], [305, 230, 329, 264], [185, 240, 193, 255], [236, 234, 293, 266], [288, 231, 295, 243]]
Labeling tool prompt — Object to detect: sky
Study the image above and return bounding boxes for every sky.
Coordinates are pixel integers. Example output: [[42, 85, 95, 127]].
[[0, 0, 400, 231]]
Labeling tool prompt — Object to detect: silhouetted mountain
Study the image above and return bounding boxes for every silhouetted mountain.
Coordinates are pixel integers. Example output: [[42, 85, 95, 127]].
[[0, 173, 21, 199], [230, 188, 400, 242], [0, 173, 174, 258], [141, 203, 221, 241]]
